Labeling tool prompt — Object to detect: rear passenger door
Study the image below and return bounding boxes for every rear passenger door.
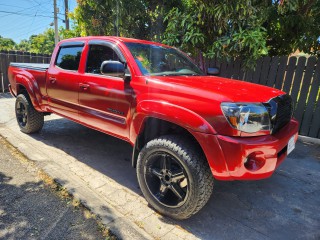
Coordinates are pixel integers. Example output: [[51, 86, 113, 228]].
[[47, 42, 84, 120], [78, 41, 133, 140]]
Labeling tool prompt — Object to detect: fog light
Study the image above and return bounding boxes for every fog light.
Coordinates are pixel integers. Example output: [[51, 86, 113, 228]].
[[244, 152, 265, 171]]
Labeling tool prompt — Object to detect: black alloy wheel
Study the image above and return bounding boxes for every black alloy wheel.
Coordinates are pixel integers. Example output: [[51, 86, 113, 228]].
[[145, 152, 189, 208], [15, 94, 44, 133], [16, 100, 28, 127], [137, 135, 214, 220]]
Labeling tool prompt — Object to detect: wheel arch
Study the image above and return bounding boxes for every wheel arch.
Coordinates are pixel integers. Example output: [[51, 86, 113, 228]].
[[131, 117, 205, 168], [15, 76, 42, 111], [130, 100, 217, 168]]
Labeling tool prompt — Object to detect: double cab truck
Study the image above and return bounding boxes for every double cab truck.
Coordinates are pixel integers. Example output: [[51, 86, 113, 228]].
[[8, 37, 298, 219]]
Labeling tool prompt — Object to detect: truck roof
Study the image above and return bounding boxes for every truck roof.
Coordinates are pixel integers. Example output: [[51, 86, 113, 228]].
[[58, 36, 170, 48]]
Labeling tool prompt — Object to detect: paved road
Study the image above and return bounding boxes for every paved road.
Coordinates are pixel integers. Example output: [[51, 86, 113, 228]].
[[0, 137, 105, 240], [0, 93, 320, 239]]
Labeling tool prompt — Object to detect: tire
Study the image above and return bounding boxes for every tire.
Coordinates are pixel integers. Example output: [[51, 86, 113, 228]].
[[15, 93, 44, 134], [136, 135, 214, 220]]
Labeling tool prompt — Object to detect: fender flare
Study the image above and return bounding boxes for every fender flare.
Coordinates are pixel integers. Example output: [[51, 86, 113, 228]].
[[15, 72, 42, 111], [130, 100, 217, 142]]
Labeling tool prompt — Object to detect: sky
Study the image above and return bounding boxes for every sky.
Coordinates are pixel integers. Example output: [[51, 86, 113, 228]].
[[0, 0, 77, 43]]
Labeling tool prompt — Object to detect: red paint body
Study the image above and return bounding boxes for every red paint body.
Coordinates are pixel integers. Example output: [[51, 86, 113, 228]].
[[8, 36, 298, 180]]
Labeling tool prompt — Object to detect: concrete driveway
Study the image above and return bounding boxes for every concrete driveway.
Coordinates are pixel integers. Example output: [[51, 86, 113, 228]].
[[1, 93, 319, 239]]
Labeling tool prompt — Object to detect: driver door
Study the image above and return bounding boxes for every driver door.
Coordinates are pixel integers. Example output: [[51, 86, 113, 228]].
[[78, 41, 133, 140]]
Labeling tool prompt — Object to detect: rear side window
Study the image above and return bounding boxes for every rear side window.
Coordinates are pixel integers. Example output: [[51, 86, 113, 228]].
[[55, 46, 83, 71]]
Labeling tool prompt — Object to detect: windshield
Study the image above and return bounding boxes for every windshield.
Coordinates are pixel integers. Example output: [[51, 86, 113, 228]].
[[125, 42, 204, 76]]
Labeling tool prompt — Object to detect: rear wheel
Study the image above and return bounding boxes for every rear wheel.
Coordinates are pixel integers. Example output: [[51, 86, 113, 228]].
[[15, 94, 44, 133], [137, 135, 214, 219]]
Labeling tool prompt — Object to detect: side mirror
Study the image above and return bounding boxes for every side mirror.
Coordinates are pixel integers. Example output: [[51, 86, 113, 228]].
[[101, 61, 125, 78], [207, 67, 220, 76]]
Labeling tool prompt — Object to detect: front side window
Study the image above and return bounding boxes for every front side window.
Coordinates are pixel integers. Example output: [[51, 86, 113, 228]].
[[125, 42, 204, 76], [86, 45, 120, 74], [55, 46, 83, 71]]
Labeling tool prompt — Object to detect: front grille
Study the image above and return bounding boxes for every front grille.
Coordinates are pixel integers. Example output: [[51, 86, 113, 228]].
[[265, 94, 293, 134]]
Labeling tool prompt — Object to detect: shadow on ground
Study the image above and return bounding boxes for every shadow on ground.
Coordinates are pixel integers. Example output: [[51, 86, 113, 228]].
[[0, 171, 105, 240], [28, 117, 320, 240]]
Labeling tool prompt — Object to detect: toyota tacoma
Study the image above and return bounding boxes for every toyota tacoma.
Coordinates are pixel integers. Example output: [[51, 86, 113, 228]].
[[8, 37, 298, 219]]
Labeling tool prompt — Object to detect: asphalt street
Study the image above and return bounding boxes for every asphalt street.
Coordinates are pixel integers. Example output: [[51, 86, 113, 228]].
[[0, 136, 106, 240]]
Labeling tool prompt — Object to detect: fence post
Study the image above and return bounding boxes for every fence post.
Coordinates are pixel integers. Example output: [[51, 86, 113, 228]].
[[1, 73, 4, 93]]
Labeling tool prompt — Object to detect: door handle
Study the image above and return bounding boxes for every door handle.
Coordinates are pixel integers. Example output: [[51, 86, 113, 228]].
[[79, 83, 90, 90], [49, 77, 56, 84]]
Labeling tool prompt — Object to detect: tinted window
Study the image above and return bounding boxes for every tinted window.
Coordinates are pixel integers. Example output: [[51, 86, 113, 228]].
[[55, 46, 83, 71], [86, 45, 120, 74]]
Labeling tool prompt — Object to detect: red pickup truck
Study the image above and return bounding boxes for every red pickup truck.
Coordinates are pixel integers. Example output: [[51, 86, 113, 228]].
[[8, 36, 298, 219]]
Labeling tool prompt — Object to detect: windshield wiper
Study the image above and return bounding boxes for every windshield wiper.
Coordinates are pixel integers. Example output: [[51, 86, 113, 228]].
[[155, 73, 202, 76], [179, 73, 201, 76], [158, 73, 179, 76]]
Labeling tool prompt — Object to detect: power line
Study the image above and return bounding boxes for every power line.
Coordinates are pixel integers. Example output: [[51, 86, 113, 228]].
[[0, 0, 76, 42], [0, 4, 55, 17], [1, 18, 37, 34], [0, 4, 41, 18], [0, 3, 50, 33], [0, 10, 64, 20], [27, 1, 43, 37], [0, 3, 27, 9], [12, 24, 53, 40], [0, 10, 50, 18]]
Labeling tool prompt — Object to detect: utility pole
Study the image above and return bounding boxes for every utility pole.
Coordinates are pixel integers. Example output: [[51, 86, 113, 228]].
[[64, 0, 69, 30], [53, 0, 59, 45]]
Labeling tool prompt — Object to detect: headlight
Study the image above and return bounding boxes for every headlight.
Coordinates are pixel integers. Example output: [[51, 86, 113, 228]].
[[221, 103, 271, 133]]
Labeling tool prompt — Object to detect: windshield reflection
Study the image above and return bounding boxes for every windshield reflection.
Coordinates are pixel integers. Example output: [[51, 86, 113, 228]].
[[125, 42, 204, 76]]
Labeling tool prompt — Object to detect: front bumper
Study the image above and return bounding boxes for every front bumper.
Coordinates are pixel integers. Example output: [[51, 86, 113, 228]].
[[192, 119, 299, 180]]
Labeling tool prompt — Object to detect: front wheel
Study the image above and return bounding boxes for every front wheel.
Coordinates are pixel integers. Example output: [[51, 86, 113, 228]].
[[136, 135, 214, 220], [15, 94, 44, 134]]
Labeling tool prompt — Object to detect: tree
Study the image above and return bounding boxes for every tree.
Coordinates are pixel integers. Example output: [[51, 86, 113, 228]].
[[0, 36, 16, 51], [72, 0, 141, 37], [71, 0, 182, 41], [27, 29, 55, 54], [163, 0, 320, 67], [18, 26, 80, 54], [163, 1, 269, 67], [3, 0, 320, 63], [265, 0, 320, 56], [1, 27, 80, 54], [59, 26, 81, 40], [17, 39, 31, 52]]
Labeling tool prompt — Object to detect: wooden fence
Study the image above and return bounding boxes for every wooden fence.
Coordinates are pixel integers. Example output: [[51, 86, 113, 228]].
[[207, 56, 320, 139], [0, 50, 319, 138], [0, 50, 51, 92]]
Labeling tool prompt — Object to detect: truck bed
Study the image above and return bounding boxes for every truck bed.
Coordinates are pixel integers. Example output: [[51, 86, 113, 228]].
[[8, 62, 49, 99], [10, 62, 50, 71]]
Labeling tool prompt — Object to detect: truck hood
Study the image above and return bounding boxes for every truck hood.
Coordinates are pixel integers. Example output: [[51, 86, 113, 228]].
[[146, 75, 284, 103]]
